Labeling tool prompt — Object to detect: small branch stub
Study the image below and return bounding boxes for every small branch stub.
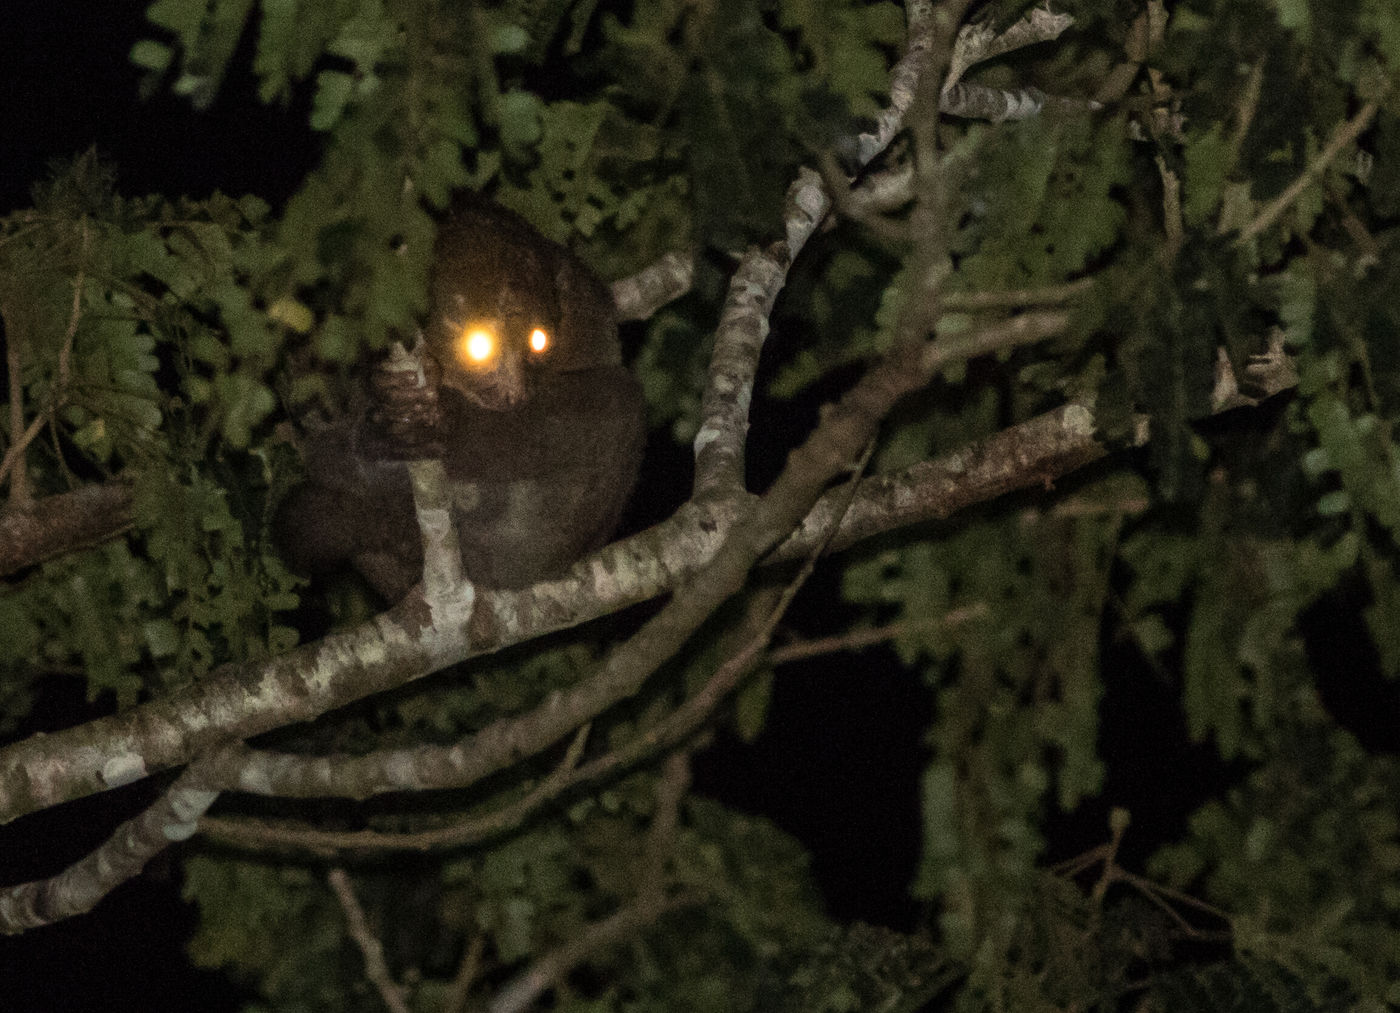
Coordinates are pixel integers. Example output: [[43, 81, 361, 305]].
[[382, 340, 471, 607]]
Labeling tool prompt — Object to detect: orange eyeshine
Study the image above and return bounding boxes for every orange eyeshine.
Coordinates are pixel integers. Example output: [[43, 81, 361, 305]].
[[529, 327, 549, 353], [460, 327, 496, 365]]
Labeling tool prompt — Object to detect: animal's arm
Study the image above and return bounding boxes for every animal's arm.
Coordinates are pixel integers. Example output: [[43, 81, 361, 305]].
[[274, 420, 416, 581]]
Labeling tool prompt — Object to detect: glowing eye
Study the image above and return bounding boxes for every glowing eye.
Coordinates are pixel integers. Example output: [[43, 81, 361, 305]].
[[529, 328, 549, 353], [460, 327, 496, 364]]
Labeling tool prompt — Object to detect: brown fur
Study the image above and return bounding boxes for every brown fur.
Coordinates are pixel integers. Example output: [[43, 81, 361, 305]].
[[277, 198, 645, 598]]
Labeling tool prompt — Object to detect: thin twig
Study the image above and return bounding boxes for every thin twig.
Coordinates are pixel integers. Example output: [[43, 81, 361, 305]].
[[922, 309, 1072, 373], [1056, 820, 1233, 941], [0, 410, 59, 493], [1223, 61, 1265, 178], [327, 868, 412, 1013], [58, 220, 89, 391], [1090, 810, 1128, 905], [640, 749, 691, 898], [942, 277, 1094, 311], [0, 219, 89, 500], [1238, 97, 1384, 242], [1116, 867, 1232, 922], [768, 603, 988, 666], [1155, 154, 1183, 260], [1053, 842, 1110, 880], [441, 933, 486, 1013], [488, 891, 702, 1013], [3, 303, 32, 504]]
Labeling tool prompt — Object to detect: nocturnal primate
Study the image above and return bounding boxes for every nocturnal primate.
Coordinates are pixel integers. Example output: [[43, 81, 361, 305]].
[[276, 197, 645, 598]]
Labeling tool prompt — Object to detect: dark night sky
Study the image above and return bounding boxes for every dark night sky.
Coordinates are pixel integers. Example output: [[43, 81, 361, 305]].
[[3, 1, 318, 216]]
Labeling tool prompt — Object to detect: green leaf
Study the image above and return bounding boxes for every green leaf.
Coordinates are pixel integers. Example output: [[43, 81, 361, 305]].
[[1183, 124, 1231, 227], [145, 0, 203, 40], [310, 69, 354, 131], [498, 90, 544, 162], [1275, 267, 1316, 345], [1132, 613, 1175, 655], [1317, 489, 1351, 515], [267, 295, 314, 333], [492, 24, 530, 54], [735, 668, 774, 742], [215, 373, 276, 447], [327, 0, 393, 72], [129, 39, 172, 72], [143, 618, 181, 658]]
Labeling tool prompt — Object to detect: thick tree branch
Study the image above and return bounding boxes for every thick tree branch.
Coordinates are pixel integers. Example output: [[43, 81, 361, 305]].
[[783, 399, 1105, 559], [0, 744, 232, 934], [611, 251, 694, 322], [692, 1, 972, 498], [216, 317, 1050, 814], [845, 0, 955, 167], [940, 8, 1092, 121], [943, 6, 1077, 92], [0, 340, 1300, 825], [0, 481, 134, 576], [692, 233, 803, 497], [0, 598, 458, 820], [197, 442, 873, 858], [201, 728, 592, 856]]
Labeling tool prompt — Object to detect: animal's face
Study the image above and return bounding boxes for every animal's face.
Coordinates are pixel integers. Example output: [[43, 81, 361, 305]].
[[435, 285, 558, 411], [425, 200, 589, 412]]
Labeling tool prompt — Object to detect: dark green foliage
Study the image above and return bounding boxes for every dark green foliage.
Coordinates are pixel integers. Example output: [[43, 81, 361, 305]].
[[765, 922, 952, 1012], [183, 857, 351, 1009], [1366, 113, 1400, 217], [590, 0, 905, 251], [183, 793, 858, 1012], [1151, 717, 1400, 1004], [952, 115, 1130, 288], [867, 507, 1117, 955], [1124, 261, 1214, 502], [1149, 957, 1361, 1013], [0, 169, 297, 709]]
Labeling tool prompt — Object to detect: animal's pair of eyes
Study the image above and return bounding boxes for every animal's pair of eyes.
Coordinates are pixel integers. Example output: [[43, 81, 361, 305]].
[[454, 323, 551, 367]]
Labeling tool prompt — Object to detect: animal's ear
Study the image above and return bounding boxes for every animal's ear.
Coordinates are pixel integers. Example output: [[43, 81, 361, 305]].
[[554, 256, 620, 366]]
